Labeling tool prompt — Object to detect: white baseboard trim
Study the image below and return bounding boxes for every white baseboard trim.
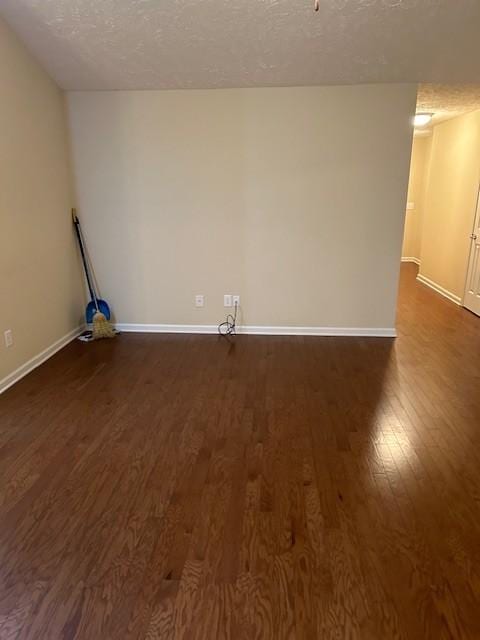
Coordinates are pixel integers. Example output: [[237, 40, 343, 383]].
[[416, 274, 462, 306], [116, 323, 397, 338], [0, 326, 83, 395], [401, 257, 421, 265]]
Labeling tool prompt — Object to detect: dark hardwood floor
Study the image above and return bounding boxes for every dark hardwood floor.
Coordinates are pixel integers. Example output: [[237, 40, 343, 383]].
[[1, 263, 480, 639]]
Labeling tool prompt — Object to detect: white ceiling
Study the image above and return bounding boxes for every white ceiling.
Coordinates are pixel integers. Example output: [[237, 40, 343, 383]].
[[412, 84, 480, 135], [417, 84, 480, 122], [1, 0, 480, 91]]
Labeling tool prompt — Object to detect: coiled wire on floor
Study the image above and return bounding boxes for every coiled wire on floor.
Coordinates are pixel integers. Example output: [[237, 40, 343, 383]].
[[218, 302, 238, 337]]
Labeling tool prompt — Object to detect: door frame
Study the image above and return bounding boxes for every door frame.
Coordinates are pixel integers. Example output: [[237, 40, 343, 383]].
[[463, 182, 480, 311]]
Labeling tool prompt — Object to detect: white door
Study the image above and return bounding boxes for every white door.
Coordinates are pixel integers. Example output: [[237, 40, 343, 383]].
[[464, 186, 480, 316]]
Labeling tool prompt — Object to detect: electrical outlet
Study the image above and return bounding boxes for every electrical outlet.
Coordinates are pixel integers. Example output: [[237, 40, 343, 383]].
[[195, 295, 204, 308], [4, 329, 13, 348], [224, 295, 232, 308], [233, 295, 240, 307]]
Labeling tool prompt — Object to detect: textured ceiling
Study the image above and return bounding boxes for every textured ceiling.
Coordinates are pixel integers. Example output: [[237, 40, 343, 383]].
[[413, 84, 480, 135], [417, 84, 480, 121], [1, 0, 480, 91]]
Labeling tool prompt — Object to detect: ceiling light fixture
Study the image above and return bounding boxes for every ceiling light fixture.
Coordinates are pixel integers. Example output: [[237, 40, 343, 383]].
[[413, 113, 433, 127]]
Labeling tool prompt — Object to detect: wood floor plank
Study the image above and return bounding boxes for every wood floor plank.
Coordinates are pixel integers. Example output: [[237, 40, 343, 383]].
[[1, 264, 480, 638]]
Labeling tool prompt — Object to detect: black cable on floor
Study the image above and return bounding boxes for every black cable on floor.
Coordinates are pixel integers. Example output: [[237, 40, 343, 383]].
[[218, 301, 238, 337]]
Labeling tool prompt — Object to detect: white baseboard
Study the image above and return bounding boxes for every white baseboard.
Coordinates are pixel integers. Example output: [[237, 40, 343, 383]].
[[116, 323, 396, 338], [401, 257, 421, 265], [416, 274, 462, 306], [0, 326, 83, 395]]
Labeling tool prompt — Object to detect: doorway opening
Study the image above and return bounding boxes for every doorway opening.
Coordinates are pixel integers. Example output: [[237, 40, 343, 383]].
[[400, 84, 480, 316]]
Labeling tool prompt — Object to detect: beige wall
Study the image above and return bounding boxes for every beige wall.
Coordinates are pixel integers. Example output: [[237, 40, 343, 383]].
[[0, 16, 83, 386], [67, 84, 416, 331], [419, 111, 480, 299], [401, 136, 431, 260]]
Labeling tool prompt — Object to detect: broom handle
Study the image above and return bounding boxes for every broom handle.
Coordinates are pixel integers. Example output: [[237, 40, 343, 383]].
[[72, 209, 99, 311], [78, 224, 100, 312]]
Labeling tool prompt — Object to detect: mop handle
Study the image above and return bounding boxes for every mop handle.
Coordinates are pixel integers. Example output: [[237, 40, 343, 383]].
[[72, 209, 99, 311]]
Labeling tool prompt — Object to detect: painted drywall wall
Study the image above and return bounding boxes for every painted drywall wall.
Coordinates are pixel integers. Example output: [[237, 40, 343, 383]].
[[67, 84, 416, 331], [0, 16, 84, 386], [401, 136, 432, 261], [418, 111, 480, 300]]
